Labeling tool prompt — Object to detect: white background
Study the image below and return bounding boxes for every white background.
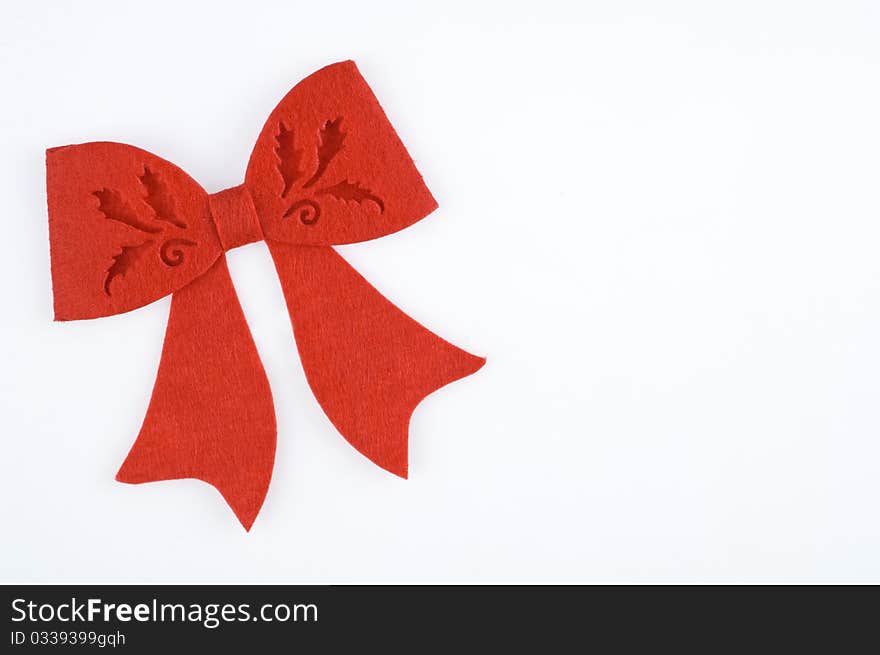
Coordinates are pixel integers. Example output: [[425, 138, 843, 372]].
[[2, 0, 880, 583]]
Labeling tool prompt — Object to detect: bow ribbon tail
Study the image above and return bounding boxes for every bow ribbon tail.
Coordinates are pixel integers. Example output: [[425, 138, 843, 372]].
[[268, 241, 485, 477], [115, 256, 277, 530]]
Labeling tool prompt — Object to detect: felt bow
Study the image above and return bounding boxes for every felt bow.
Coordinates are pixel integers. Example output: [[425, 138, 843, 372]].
[[46, 61, 484, 530]]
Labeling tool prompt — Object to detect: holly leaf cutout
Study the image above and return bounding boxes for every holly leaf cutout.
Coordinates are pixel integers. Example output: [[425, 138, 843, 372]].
[[317, 179, 384, 213], [139, 166, 186, 228], [104, 240, 155, 295], [275, 122, 304, 197], [304, 117, 345, 188], [93, 189, 161, 234]]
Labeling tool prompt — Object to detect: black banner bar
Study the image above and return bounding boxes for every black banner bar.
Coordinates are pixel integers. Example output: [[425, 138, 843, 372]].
[[1, 585, 876, 651]]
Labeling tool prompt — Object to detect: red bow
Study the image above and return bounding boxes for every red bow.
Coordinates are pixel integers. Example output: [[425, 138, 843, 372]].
[[46, 61, 484, 530]]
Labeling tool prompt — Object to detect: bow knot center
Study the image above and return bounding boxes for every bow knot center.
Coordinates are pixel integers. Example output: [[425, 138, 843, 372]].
[[208, 185, 264, 251]]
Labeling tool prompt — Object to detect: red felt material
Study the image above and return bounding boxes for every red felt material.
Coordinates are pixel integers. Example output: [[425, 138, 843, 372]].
[[269, 242, 485, 477], [246, 61, 438, 246], [47, 143, 221, 319], [116, 256, 276, 530], [46, 61, 483, 529], [207, 185, 264, 250]]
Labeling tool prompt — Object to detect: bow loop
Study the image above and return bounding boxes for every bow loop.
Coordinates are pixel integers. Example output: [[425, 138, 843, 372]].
[[47, 142, 222, 320], [245, 61, 438, 246]]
